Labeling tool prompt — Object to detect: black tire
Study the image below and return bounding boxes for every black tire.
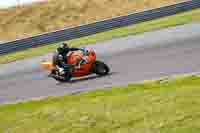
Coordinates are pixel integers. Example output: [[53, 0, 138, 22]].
[[93, 61, 110, 76], [63, 71, 72, 82]]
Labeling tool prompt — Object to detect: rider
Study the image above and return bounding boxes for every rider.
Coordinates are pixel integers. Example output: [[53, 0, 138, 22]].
[[53, 42, 89, 73]]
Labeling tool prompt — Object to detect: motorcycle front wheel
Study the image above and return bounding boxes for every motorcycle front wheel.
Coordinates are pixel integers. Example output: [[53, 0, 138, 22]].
[[92, 61, 110, 76]]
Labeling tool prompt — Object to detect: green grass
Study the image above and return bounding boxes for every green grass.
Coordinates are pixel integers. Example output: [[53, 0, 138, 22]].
[[1, 75, 200, 133], [1, 8, 200, 64]]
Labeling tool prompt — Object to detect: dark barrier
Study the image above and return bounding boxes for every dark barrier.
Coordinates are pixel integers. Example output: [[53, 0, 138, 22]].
[[0, 0, 199, 55]]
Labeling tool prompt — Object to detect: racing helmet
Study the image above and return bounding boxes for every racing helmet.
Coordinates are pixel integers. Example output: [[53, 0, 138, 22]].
[[60, 42, 69, 49], [57, 42, 69, 53]]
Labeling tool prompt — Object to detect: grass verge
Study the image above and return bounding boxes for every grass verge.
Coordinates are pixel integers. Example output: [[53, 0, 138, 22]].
[[1, 75, 200, 132], [0, 8, 200, 64]]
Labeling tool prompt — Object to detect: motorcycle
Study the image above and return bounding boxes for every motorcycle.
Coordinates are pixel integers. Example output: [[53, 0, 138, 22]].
[[41, 48, 110, 82]]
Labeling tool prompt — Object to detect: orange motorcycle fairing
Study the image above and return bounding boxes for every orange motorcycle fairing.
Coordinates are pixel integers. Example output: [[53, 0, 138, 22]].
[[67, 49, 96, 77]]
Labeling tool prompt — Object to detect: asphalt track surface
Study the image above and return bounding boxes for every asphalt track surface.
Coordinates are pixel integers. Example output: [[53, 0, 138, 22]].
[[0, 23, 200, 104]]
